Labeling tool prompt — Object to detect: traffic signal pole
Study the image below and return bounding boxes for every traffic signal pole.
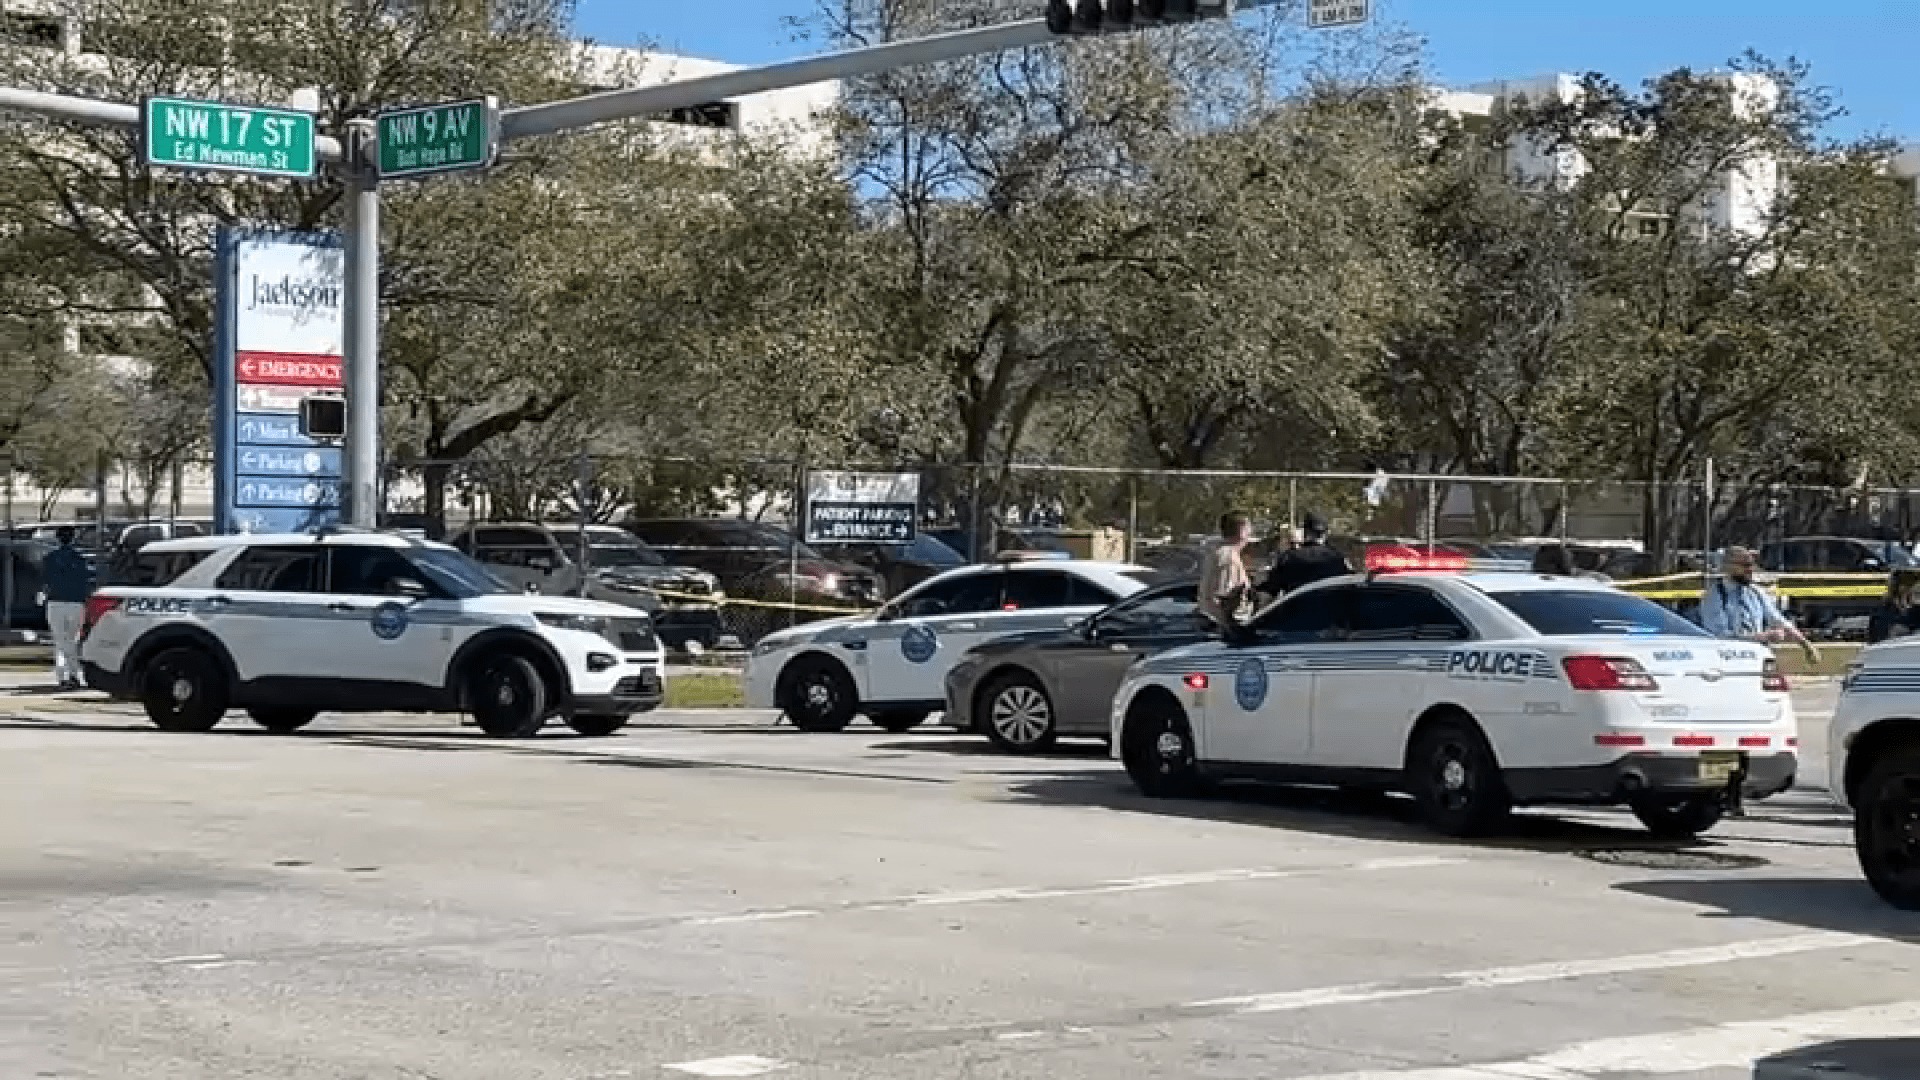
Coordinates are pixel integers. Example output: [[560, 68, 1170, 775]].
[[342, 118, 382, 529]]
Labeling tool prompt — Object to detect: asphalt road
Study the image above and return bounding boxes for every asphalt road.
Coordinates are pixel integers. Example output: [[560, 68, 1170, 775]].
[[2, 682, 1914, 1080]]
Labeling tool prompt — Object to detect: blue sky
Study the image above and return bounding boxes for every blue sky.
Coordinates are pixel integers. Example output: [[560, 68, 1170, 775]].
[[576, 0, 1916, 141]]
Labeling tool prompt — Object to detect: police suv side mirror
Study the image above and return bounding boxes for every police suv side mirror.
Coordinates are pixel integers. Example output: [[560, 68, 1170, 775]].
[[1223, 621, 1257, 647]]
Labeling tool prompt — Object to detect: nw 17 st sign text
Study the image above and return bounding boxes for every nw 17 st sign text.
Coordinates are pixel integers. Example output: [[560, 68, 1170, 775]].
[[143, 97, 316, 178]]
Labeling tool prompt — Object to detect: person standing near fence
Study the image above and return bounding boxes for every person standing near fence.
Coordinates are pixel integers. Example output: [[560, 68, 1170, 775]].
[[1260, 513, 1351, 600], [1198, 511, 1253, 626], [1699, 546, 1817, 665], [42, 526, 94, 691]]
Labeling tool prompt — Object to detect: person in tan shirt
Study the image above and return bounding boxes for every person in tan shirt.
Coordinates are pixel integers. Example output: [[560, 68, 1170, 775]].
[[1198, 511, 1253, 626]]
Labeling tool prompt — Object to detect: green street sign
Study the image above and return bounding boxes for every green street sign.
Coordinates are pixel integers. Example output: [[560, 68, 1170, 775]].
[[376, 98, 498, 179], [142, 96, 316, 179]]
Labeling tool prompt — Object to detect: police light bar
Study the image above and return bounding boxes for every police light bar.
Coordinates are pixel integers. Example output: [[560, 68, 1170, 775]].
[[1364, 545, 1471, 574]]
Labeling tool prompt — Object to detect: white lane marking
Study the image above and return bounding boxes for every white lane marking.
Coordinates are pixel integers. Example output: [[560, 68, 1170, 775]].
[[152, 954, 227, 965], [1189, 932, 1876, 1013], [661, 1055, 790, 1077], [994, 1031, 1049, 1041], [686, 910, 820, 926], [1294, 999, 1920, 1080], [895, 856, 1461, 909]]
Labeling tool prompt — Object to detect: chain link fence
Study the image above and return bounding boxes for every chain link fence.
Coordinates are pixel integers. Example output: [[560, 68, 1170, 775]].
[[7, 447, 1917, 645]]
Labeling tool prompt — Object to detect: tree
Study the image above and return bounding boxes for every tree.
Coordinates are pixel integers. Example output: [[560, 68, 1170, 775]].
[[1513, 59, 1920, 561]]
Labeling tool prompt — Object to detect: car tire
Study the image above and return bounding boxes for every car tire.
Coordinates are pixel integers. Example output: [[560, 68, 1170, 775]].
[[1120, 695, 1203, 798], [981, 672, 1057, 754], [566, 713, 629, 737], [247, 707, 317, 734], [780, 656, 856, 733], [140, 647, 229, 733], [1408, 716, 1511, 837], [1855, 743, 1920, 911], [1629, 792, 1726, 839], [467, 652, 549, 738], [868, 709, 927, 733]]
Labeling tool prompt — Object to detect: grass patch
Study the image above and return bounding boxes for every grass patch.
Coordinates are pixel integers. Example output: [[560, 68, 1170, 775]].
[[665, 671, 746, 709]]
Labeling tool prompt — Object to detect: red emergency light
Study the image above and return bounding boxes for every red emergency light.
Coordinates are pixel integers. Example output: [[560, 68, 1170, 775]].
[[1362, 544, 1472, 574]]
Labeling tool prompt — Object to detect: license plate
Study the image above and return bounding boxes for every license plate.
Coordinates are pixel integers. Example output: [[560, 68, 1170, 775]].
[[1698, 752, 1743, 784]]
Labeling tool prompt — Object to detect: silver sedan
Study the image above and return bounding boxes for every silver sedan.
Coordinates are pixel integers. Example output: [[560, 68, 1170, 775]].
[[943, 582, 1212, 753]]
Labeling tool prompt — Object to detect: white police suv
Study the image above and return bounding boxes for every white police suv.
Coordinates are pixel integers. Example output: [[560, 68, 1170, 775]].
[[1112, 571, 1797, 839], [80, 531, 665, 737], [1829, 644, 1920, 909], [745, 555, 1153, 732]]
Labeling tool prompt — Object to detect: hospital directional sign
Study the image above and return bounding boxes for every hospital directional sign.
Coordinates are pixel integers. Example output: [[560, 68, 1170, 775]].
[[236, 479, 341, 510], [376, 98, 497, 179], [236, 413, 321, 448], [143, 96, 316, 179], [239, 447, 342, 479]]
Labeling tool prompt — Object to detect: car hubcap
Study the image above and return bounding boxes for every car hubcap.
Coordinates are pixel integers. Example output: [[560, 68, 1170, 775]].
[[992, 686, 1050, 745], [804, 679, 833, 712], [170, 676, 193, 704], [1436, 746, 1471, 810], [1155, 730, 1185, 761], [495, 679, 516, 707]]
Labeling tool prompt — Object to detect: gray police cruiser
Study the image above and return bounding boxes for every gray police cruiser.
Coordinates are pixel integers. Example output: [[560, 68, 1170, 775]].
[[80, 531, 665, 737]]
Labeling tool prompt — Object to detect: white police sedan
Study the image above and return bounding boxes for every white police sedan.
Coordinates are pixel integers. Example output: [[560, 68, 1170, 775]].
[[1111, 571, 1797, 838], [745, 554, 1152, 732]]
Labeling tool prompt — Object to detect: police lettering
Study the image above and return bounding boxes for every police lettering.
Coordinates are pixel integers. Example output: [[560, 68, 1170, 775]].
[[126, 597, 192, 615], [1447, 650, 1535, 678]]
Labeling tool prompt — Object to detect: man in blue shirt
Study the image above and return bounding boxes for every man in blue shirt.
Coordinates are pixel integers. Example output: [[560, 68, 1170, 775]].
[[1699, 546, 1817, 664], [41, 526, 94, 690]]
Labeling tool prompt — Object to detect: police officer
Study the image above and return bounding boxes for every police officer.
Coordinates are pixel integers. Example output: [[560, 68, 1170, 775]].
[[42, 526, 94, 690], [1260, 513, 1351, 598]]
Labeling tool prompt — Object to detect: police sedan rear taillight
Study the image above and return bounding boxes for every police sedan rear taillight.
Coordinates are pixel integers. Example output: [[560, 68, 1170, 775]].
[[1562, 655, 1658, 691], [1761, 658, 1790, 694], [79, 594, 122, 640]]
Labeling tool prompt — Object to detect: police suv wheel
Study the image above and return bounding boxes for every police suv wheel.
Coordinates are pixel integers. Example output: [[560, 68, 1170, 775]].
[[1409, 716, 1511, 837], [1122, 696, 1202, 798], [1855, 744, 1920, 911], [467, 652, 549, 738], [981, 673, 1057, 754], [247, 707, 317, 734], [780, 657, 856, 733], [868, 709, 928, 734], [566, 714, 629, 737], [1629, 792, 1725, 839], [140, 647, 229, 733]]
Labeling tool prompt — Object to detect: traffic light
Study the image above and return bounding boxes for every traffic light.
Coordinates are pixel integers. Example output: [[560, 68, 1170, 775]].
[[299, 394, 346, 440], [1046, 0, 1233, 34]]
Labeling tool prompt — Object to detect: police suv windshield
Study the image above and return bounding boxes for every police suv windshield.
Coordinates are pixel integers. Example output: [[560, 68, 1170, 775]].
[[409, 548, 512, 598], [1492, 590, 1707, 638]]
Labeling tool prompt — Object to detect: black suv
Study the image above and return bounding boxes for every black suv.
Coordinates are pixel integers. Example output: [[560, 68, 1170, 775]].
[[624, 519, 883, 607]]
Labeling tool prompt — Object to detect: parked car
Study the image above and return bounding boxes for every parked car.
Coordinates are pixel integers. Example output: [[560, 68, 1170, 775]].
[[0, 539, 53, 632], [830, 534, 968, 597], [1761, 536, 1916, 575], [449, 522, 726, 649], [625, 519, 884, 608], [944, 580, 1213, 753]]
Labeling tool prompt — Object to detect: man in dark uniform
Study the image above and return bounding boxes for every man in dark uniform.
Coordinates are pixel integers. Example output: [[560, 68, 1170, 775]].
[[1260, 513, 1351, 600]]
